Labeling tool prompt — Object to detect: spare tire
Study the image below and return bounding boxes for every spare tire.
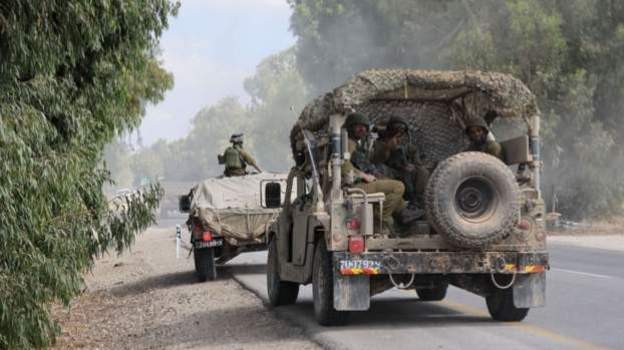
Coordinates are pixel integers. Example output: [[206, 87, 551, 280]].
[[425, 152, 520, 249]]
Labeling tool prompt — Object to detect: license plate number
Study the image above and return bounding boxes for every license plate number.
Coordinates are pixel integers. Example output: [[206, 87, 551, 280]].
[[195, 240, 223, 249], [339, 260, 381, 270]]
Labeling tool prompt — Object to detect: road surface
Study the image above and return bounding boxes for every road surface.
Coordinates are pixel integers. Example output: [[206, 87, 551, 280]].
[[225, 241, 623, 350]]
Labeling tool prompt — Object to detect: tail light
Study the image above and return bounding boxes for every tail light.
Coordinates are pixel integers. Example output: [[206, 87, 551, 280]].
[[348, 235, 365, 254], [202, 231, 213, 241]]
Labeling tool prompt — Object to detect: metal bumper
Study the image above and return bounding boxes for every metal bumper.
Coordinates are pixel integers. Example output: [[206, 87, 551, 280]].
[[333, 251, 549, 275]]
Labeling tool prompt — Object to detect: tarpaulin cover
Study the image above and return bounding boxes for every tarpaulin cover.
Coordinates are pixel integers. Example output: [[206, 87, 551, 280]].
[[190, 173, 288, 242]]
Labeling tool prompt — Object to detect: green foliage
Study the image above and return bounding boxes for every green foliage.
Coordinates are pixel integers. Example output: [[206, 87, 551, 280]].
[[243, 48, 308, 171], [131, 48, 307, 181], [288, 0, 624, 219], [0, 1, 177, 347], [287, 0, 475, 94]]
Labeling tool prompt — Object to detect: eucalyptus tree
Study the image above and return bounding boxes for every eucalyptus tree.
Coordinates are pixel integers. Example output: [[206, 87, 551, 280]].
[[0, 1, 178, 347]]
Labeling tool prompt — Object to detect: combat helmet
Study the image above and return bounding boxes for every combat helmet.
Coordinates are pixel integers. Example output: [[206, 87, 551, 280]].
[[344, 113, 370, 133], [386, 115, 409, 134], [230, 133, 244, 144], [464, 118, 489, 135]]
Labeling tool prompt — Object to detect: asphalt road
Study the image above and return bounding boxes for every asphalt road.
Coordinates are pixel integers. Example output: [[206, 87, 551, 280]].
[[223, 243, 623, 350]]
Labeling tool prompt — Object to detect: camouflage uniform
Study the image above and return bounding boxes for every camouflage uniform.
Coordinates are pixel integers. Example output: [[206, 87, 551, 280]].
[[371, 116, 429, 205], [222, 134, 261, 177], [465, 119, 505, 162], [341, 113, 407, 226]]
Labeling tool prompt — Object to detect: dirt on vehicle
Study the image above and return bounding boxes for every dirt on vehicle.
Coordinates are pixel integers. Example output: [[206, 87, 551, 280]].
[[268, 69, 549, 326], [180, 173, 288, 281], [51, 227, 319, 350]]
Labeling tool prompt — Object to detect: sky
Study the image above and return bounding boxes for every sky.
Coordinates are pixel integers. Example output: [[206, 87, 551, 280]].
[[138, 0, 295, 145]]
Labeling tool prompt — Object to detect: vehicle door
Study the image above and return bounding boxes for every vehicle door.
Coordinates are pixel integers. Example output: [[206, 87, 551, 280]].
[[290, 175, 312, 266]]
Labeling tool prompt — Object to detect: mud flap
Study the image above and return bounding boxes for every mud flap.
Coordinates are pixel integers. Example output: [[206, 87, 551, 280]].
[[513, 272, 545, 308], [333, 274, 370, 311]]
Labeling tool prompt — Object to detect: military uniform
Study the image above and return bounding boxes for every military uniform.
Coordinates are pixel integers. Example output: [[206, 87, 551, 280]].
[[371, 138, 429, 204], [342, 113, 416, 226], [371, 116, 429, 205], [467, 139, 504, 161], [222, 134, 261, 177], [342, 138, 407, 225], [465, 119, 505, 162]]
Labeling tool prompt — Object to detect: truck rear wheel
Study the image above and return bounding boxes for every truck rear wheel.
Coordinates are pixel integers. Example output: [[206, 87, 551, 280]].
[[416, 284, 448, 301], [425, 152, 520, 249], [267, 238, 299, 306], [313, 240, 349, 326], [486, 289, 529, 322], [194, 247, 217, 282]]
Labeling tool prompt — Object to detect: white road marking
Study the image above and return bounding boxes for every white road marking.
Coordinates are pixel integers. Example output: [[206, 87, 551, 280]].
[[551, 267, 613, 279]]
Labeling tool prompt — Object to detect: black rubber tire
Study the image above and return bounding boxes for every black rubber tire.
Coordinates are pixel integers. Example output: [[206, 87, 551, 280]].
[[267, 238, 300, 306], [486, 288, 529, 322], [313, 240, 349, 326], [416, 284, 448, 301], [425, 152, 520, 249], [194, 247, 217, 282]]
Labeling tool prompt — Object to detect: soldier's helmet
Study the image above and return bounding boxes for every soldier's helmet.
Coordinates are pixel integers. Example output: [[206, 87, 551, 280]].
[[386, 115, 409, 134], [230, 133, 244, 144], [344, 113, 370, 132], [464, 118, 489, 135]]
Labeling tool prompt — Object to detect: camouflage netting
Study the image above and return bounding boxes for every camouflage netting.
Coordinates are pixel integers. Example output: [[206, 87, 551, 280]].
[[291, 69, 538, 168]]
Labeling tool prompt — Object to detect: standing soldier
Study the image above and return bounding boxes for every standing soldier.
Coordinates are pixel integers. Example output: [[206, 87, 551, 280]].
[[342, 113, 422, 232], [465, 119, 505, 162], [371, 115, 429, 207], [220, 133, 262, 177]]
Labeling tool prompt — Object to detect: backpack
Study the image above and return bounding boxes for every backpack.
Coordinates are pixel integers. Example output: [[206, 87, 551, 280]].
[[224, 146, 244, 169]]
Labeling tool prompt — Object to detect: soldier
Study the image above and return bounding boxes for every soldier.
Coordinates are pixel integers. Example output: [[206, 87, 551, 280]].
[[342, 113, 422, 230], [465, 119, 505, 162], [371, 115, 429, 207], [220, 133, 262, 177]]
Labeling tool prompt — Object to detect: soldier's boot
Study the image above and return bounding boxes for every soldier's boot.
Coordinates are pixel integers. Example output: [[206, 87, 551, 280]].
[[394, 207, 424, 226]]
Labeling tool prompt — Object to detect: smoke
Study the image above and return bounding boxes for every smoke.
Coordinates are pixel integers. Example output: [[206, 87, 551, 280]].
[[287, 0, 624, 219], [116, 0, 624, 218], [289, 0, 475, 95]]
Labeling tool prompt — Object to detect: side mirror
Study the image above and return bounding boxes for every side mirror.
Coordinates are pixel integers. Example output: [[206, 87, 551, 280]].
[[179, 194, 191, 213], [264, 182, 282, 208]]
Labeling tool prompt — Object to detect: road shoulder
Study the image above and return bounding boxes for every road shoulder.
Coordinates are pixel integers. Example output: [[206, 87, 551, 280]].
[[52, 227, 321, 350]]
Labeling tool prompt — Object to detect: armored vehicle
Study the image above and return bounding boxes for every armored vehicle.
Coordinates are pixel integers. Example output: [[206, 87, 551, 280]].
[[180, 173, 288, 281], [266, 69, 549, 325]]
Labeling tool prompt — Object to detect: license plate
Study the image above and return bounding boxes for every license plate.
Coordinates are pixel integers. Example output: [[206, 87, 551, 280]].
[[194, 240, 223, 249], [339, 260, 382, 275]]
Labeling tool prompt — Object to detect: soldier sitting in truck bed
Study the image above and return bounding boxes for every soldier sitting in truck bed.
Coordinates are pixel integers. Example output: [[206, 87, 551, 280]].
[[342, 113, 423, 231], [465, 118, 505, 162], [371, 115, 429, 209]]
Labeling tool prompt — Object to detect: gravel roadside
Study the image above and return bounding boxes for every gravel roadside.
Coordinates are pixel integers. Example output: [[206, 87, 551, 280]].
[[52, 226, 320, 350]]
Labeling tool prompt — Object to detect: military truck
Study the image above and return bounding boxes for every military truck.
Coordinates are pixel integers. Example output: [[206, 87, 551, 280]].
[[179, 173, 288, 281], [266, 69, 549, 325]]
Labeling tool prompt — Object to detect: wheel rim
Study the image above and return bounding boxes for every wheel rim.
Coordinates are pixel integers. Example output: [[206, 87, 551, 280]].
[[454, 177, 498, 223]]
